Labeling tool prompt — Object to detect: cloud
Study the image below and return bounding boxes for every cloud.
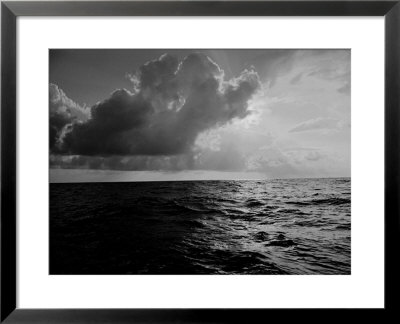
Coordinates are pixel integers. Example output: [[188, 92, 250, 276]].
[[49, 84, 89, 150], [337, 81, 351, 95], [49, 153, 196, 171], [308, 67, 349, 81], [304, 150, 325, 161], [246, 145, 348, 178], [306, 51, 350, 83], [248, 50, 298, 87], [306, 51, 350, 94], [246, 146, 299, 178], [52, 53, 260, 157], [251, 50, 350, 91], [289, 117, 349, 133], [290, 72, 303, 85], [194, 145, 247, 172], [285, 149, 326, 162]]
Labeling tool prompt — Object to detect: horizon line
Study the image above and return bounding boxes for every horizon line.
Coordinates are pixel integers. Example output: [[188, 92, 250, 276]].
[[50, 176, 351, 184]]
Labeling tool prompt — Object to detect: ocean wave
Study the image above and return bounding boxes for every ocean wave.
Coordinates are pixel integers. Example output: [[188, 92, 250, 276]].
[[253, 231, 269, 242], [245, 199, 265, 207], [287, 197, 350, 206], [267, 239, 297, 247], [276, 208, 308, 215], [336, 223, 351, 230]]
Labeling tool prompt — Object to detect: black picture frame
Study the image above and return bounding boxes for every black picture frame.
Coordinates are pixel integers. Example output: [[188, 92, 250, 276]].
[[1, 1, 399, 322]]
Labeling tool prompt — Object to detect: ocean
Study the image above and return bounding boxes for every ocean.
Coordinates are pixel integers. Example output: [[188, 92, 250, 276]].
[[50, 178, 351, 275]]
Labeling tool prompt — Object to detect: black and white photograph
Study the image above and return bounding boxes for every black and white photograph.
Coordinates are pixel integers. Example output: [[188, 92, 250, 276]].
[[49, 49, 351, 275]]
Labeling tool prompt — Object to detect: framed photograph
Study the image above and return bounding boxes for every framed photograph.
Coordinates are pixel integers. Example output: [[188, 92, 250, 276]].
[[1, 0, 399, 322]]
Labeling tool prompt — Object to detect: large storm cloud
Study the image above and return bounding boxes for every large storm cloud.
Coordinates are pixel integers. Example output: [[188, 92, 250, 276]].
[[51, 53, 260, 157]]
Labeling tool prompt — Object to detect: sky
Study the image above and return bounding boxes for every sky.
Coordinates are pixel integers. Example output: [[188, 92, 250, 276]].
[[49, 49, 350, 182]]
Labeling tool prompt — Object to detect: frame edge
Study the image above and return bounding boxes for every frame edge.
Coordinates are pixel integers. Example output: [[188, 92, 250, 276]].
[[384, 0, 400, 312], [1, 0, 399, 322], [1, 1, 17, 323], [2, 1, 398, 16]]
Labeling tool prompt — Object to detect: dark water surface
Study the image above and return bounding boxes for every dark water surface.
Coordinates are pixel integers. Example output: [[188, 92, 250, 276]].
[[50, 178, 351, 274]]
